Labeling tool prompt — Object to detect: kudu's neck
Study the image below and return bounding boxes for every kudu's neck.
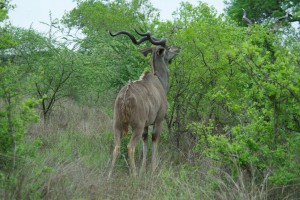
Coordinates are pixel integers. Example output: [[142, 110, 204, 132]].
[[152, 54, 169, 94]]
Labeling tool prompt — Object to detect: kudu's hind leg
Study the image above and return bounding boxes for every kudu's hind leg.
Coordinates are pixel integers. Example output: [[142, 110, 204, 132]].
[[152, 122, 163, 172], [127, 127, 143, 177], [140, 127, 149, 174], [108, 127, 122, 179]]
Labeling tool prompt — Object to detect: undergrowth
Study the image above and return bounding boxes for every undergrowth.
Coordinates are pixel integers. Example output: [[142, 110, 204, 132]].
[[1, 100, 298, 199]]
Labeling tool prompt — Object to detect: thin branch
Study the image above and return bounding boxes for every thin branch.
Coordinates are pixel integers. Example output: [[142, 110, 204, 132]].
[[242, 9, 253, 25], [268, 12, 293, 33], [276, 12, 291, 22]]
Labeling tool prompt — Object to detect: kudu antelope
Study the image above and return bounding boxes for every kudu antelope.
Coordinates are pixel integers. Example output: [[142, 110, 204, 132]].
[[108, 30, 180, 177]]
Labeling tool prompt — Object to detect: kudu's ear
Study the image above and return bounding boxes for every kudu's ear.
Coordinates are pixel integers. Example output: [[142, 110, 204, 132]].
[[139, 47, 153, 57], [157, 47, 165, 56]]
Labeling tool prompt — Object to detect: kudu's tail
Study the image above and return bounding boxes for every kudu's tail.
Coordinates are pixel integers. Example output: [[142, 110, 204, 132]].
[[120, 84, 134, 136], [121, 104, 130, 136]]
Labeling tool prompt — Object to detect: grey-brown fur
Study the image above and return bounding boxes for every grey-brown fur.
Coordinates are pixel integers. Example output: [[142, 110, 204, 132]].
[[108, 30, 180, 178]]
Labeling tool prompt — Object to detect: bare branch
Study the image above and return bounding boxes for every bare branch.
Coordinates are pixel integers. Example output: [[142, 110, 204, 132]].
[[276, 12, 291, 22], [268, 12, 292, 33], [242, 9, 253, 25]]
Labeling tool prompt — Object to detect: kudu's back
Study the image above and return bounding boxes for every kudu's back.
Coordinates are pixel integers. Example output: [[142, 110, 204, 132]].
[[113, 72, 167, 136]]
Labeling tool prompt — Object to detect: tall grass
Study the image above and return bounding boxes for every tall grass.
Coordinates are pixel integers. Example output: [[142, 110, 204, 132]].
[[2, 100, 298, 199]]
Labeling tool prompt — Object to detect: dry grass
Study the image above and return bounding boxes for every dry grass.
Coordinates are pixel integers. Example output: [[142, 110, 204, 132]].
[[30, 99, 113, 135], [4, 100, 297, 200]]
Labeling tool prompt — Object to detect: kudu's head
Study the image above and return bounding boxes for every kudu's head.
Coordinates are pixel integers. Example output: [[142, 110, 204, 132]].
[[109, 30, 180, 93]]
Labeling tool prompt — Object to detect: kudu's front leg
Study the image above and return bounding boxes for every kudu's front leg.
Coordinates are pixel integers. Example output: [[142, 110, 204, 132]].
[[152, 122, 163, 172], [140, 127, 149, 174]]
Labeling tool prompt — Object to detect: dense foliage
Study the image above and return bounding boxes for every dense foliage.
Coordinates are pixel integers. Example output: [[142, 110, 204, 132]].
[[0, 0, 299, 199], [0, 3, 39, 198], [168, 2, 300, 187]]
